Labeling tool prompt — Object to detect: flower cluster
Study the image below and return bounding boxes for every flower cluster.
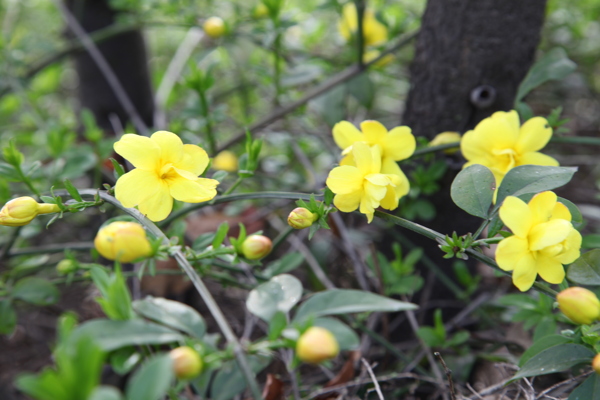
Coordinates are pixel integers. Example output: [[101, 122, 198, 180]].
[[496, 191, 581, 291], [338, 3, 390, 64], [461, 110, 558, 190], [114, 131, 218, 222], [326, 120, 415, 222]]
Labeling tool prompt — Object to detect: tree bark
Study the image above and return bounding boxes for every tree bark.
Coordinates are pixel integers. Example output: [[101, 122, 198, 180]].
[[403, 0, 548, 138]]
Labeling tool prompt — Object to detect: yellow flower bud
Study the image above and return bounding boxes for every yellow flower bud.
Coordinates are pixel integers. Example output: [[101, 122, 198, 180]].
[[593, 354, 600, 375], [212, 151, 238, 172], [557, 287, 600, 325], [253, 3, 269, 18], [169, 346, 203, 379], [429, 132, 461, 154], [56, 259, 78, 275], [0, 196, 60, 227], [203, 16, 226, 38], [94, 221, 152, 263], [287, 207, 318, 229], [241, 235, 272, 260], [296, 327, 339, 364]]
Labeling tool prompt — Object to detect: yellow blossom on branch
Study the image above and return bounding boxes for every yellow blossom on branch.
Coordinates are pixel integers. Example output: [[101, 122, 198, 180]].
[[114, 131, 218, 222], [326, 142, 407, 223], [496, 191, 581, 291], [461, 110, 558, 188], [0, 196, 60, 227], [338, 3, 388, 47]]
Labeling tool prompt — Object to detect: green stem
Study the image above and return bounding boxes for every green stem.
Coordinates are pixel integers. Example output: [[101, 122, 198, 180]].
[[77, 190, 264, 400], [410, 143, 459, 158], [473, 237, 503, 246], [373, 210, 445, 241], [550, 136, 600, 146], [161, 191, 321, 227], [354, 0, 365, 67], [221, 177, 243, 196], [198, 89, 216, 155], [271, 226, 294, 252], [273, 31, 282, 106], [472, 219, 489, 240], [15, 164, 41, 198]]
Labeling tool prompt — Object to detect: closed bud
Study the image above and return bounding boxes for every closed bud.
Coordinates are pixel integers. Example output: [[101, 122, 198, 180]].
[[253, 3, 269, 18], [429, 132, 461, 154], [94, 221, 152, 263], [296, 327, 339, 364], [557, 287, 600, 325], [56, 259, 78, 275], [169, 346, 203, 379], [0, 196, 60, 227], [287, 207, 318, 229], [203, 17, 226, 38], [593, 354, 600, 375], [241, 235, 272, 260], [212, 151, 238, 172]]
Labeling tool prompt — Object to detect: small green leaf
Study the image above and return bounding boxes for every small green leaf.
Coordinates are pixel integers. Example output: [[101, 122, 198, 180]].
[[450, 164, 496, 218], [246, 274, 303, 322], [568, 373, 600, 400], [293, 289, 417, 323], [0, 299, 17, 335], [110, 158, 126, 178], [63, 179, 82, 202], [558, 197, 583, 227], [89, 386, 124, 400], [268, 311, 287, 341], [110, 347, 141, 375], [519, 335, 571, 367], [133, 296, 206, 338], [567, 250, 600, 286], [12, 277, 60, 305], [347, 73, 374, 109], [125, 354, 173, 400], [212, 222, 229, 249], [211, 356, 271, 400], [511, 343, 594, 381]]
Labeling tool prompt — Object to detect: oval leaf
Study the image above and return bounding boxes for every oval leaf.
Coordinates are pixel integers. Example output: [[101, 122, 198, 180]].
[[314, 317, 359, 351], [450, 164, 496, 218], [495, 165, 577, 208], [246, 274, 303, 322], [568, 373, 600, 400], [125, 354, 173, 400], [567, 250, 600, 286], [0, 299, 16, 335], [12, 277, 59, 305], [89, 386, 124, 400], [211, 356, 271, 400], [293, 289, 417, 323], [133, 296, 206, 338], [511, 343, 594, 381], [71, 319, 184, 351]]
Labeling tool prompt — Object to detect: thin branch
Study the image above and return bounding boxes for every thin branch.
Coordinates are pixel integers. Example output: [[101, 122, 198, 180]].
[[360, 358, 384, 400], [537, 370, 593, 399], [434, 352, 457, 400], [331, 213, 371, 291]]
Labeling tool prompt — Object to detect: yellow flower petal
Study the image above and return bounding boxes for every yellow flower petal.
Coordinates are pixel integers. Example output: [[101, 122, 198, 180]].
[[353, 142, 380, 175], [536, 254, 565, 284], [555, 229, 582, 264], [529, 219, 572, 251], [361, 120, 387, 145], [137, 182, 173, 222], [496, 236, 529, 272], [499, 196, 532, 237], [365, 173, 391, 187], [114, 134, 160, 170], [517, 151, 559, 168], [333, 190, 362, 213], [383, 126, 416, 161], [115, 169, 161, 208], [174, 145, 209, 176], [333, 121, 364, 151], [326, 166, 363, 194], [551, 202, 572, 221], [363, 15, 388, 46], [170, 177, 218, 203], [528, 191, 557, 225], [516, 117, 552, 154], [152, 131, 184, 164], [512, 253, 538, 291]]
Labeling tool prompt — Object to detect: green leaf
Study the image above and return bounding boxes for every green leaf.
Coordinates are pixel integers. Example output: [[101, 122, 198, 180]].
[[63, 179, 82, 202], [450, 164, 496, 218], [0, 299, 17, 335], [558, 197, 583, 227], [495, 165, 577, 208], [262, 252, 304, 278], [89, 386, 125, 400], [293, 289, 417, 323], [568, 374, 600, 400], [246, 274, 303, 322], [310, 84, 346, 127], [58, 147, 97, 180], [110, 158, 126, 178], [0, 161, 21, 181], [133, 296, 206, 338], [212, 222, 229, 249], [416, 326, 444, 347], [211, 356, 271, 400], [125, 354, 173, 400], [511, 343, 594, 381], [12, 277, 60, 305], [519, 335, 571, 367], [281, 64, 322, 88], [516, 48, 577, 103], [314, 317, 359, 350], [567, 250, 600, 286], [110, 347, 141, 375], [583, 234, 600, 250], [70, 319, 184, 352], [347, 73, 374, 109], [268, 311, 288, 341]]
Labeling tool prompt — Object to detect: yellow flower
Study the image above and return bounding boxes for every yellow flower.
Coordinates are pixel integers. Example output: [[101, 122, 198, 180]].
[[203, 16, 226, 38], [0, 196, 60, 227], [429, 132, 461, 154], [94, 221, 152, 263], [461, 110, 558, 188], [333, 120, 415, 178], [296, 327, 339, 364], [114, 131, 218, 222], [212, 150, 238, 172], [338, 3, 388, 47], [169, 346, 203, 380], [496, 191, 581, 291], [326, 142, 406, 223], [557, 287, 600, 325]]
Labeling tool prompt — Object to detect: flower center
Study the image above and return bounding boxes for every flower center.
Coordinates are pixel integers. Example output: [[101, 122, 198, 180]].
[[492, 148, 517, 174], [159, 163, 176, 180]]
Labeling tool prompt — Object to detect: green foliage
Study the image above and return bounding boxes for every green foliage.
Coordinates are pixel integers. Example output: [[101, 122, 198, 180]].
[[133, 296, 206, 338], [568, 250, 600, 285], [450, 164, 496, 218]]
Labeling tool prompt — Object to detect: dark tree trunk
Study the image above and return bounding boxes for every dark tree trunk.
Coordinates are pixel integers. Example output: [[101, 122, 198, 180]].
[[66, 0, 155, 132], [403, 0, 548, 138]]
